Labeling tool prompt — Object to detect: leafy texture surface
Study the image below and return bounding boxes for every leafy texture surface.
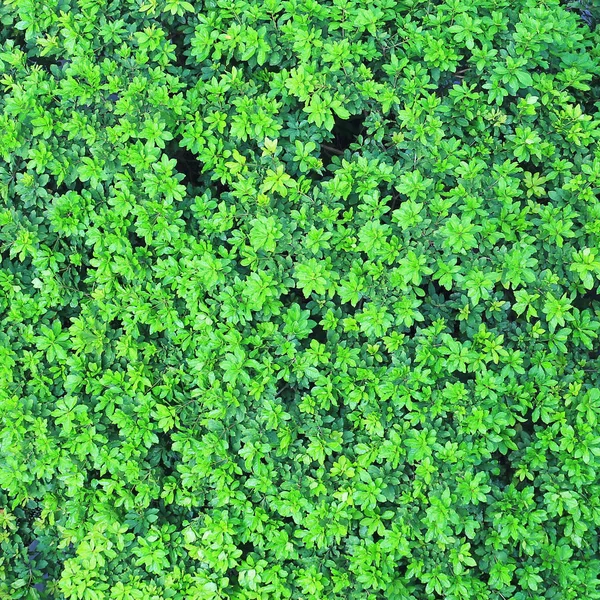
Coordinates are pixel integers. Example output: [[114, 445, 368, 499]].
[[1, 0, 600, 598]]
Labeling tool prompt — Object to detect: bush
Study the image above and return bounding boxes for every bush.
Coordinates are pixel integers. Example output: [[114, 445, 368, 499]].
[[1, 0, 600, 598]]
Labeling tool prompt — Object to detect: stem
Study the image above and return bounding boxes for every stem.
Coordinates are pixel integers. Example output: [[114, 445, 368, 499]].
[[320, 144, 344, 155]]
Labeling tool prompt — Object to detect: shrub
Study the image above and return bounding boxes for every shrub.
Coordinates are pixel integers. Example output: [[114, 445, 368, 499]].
[[1, 0, 600, 598]]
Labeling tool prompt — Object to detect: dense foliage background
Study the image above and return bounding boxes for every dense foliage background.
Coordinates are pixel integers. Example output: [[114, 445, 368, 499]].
[[1, 0, 600, 598]]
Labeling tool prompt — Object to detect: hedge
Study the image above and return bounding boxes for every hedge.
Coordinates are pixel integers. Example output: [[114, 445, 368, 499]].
[[1, 0, 600, 598]]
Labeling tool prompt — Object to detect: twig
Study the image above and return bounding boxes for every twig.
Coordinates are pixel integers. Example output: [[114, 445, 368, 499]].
[[320, 144, 344, 155]]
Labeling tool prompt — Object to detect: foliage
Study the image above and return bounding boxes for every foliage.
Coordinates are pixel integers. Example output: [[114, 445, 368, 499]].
[[1, 0, 600, 598]]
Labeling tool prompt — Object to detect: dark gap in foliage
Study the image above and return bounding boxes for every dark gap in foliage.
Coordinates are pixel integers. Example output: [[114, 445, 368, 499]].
[[279, 290, 297, 308], [502, 288, 516, 311], [452, 318, 467, 342], [308, 322, 328, 344], [387, 189, 402, 212], [275, 380, 295, 404], [216, 238, 234, 257], [320, 114, 365, 168], [87, 469, 102, 483], [167, 28, 190, 70], [279, 289, 306, 310], [521, 160, 545, 177], [217, 56, 244, 72], [533, 195, 550, 206], [479, 570, 491, 586], [456, 57, 470, 73], [490, 449, 516, 486], [492, 130, 507, 147], [156, 432, 176, 468], [213, 179, 232, 199], [333, 113, 365, 150], [237, 540, 256, 560], [47, 181, 61, 196], [585, 75, 600, 112], [579, 90, 600, 117], [298, 382, 316, 403], [572, 288, 600, 311], [6, 30, 25, 47], [587, 349, 600, 365], [167, 140, 202, 187], [52, 179, 84, 195], [58, 311, 75, 330], [259, 63, 281, 75], [435, 72, 462, 98], [320, 148, 344, 171], [70, 262, 89, 289], [454, 371, 475, 383], [128, 230, 145, 249], [109, 318, 123, 330], [72, 177, 85, 193], [485, 287, 518, 325], [519, 409, 536, 435], [436, 58, 471, 97], [428, 281, 453, 305], [26, 54, 56, 70], [406, 323, 418, 339], [301, 167, 328, 186], [137, 323, 152, 340], [22, 503, 43, 526]]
